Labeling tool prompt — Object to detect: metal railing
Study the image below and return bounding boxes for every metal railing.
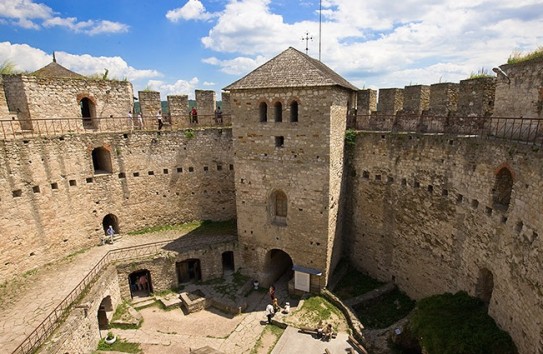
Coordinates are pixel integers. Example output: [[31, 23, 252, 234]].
[[355, 115, 543, 145], [10, 240, 174, 354], [0, 114, 231, 140]]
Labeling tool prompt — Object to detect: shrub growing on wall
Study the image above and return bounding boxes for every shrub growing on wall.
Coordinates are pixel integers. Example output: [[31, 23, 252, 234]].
[[409, 291, 516, 354]]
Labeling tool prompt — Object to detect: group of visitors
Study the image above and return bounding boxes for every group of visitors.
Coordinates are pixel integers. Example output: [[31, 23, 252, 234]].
[[265, 285, 283, 324], [316, 320, 334, 341], [126, 106, 223, 129]]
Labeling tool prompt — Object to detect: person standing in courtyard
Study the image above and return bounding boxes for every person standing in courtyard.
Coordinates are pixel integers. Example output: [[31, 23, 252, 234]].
[[265, 303, 274, 324], [214, 106, 222, 124]]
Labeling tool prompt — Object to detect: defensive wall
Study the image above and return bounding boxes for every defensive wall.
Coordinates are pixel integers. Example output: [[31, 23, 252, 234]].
[[346, 132, 543, 354], [0, 128, 236, 283]]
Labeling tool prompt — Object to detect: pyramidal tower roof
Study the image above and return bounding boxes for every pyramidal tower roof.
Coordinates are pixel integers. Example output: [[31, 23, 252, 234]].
[[224, 47, 358, 91], [31, 61, 84, 79]]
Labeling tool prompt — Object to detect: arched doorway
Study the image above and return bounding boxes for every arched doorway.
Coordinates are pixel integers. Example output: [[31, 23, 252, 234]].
[[475, 268, 494, 306], [222, 251, 235, 274], [262, 249, 293, 287], [492, 167, 513, 211], [97, 296, 113, 330], [92, 147, 112, 174], [102, 214, 119, 235], [176, 259, 202, 284], [80, 97, 97, 129], [129, 270, 152, 298]]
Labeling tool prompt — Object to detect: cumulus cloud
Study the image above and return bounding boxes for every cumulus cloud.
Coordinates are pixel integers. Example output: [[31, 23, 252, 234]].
[[0, 0, 129, 35], [145, 77, 200, 98], [166, 0, 216, 22], [203, 81, 216, 86], [0, 41, 160, 81], [199, 0, 543, 88], [203, 55, 268, 75]]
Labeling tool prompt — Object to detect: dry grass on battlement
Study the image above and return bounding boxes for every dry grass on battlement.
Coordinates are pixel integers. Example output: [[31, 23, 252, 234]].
[[508, 46, 543, 64]]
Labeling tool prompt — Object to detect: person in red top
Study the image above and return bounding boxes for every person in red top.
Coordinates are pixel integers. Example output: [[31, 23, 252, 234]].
[[191, 107, 198, 124]]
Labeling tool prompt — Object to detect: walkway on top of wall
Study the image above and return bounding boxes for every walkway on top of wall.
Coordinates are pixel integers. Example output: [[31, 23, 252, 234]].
[[0, 228, 235, 354]]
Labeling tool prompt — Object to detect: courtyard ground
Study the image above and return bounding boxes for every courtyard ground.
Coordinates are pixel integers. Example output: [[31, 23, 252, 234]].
[[0, 227, 356, 354]]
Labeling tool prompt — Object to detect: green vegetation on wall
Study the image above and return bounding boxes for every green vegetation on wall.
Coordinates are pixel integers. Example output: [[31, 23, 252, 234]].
[[507, 47, 543, 65]]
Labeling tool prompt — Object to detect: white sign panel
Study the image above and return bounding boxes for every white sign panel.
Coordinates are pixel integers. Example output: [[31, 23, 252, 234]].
[[294, 271, 310, 292]]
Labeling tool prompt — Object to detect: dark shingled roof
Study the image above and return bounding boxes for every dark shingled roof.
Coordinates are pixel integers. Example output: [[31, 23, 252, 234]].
[[31, 61, 84, 79], [224, 47, 358, 91]]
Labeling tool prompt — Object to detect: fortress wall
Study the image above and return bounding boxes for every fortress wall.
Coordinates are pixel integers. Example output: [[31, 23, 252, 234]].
[[376, 88, 404, 115], [40, 265, 121, 354], [494, 58, 543, 118], [5, 75, 133, 120], [138, 90, 161, 122], [0, 77, 10, 119], [168, 94, 189, 126], [356, 89, 377, 115], [348, 132, 543, 354], [0, 129, 236, 282], [195, 90, 217, 126], [2, 74, 30, 122]]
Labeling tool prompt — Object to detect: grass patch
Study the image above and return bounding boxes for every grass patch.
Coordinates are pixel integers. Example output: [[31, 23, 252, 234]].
[[250, 324, 285, 354], [96, 336, 142, 353], [285, 295, 345, 329], [334, 265, 384, 299], [128, 219, 236, 236], [468, 67, 493, 79], [353, 288, 415, 329], [345, 129, 357, 146], [508, 46, 543, 64], [200, 271, 249, 300], [409, 291, 516, 354]]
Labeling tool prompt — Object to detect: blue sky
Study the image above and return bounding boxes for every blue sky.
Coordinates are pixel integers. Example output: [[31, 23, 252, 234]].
[[1, 0, 542, 99]]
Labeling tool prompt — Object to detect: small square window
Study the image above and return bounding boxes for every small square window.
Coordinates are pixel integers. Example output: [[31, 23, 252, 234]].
[[275, 136, 284, 148], [217, 165, 223, 171], [229, 164, 234, 170], [118, 173, 126, 179], [189, 167, 194, 172], [401, 178, 407, 186], [177, 167, 183, 173], [471, 199, 479, 209], [362, 171, 369, 179], [133, 172, 140, 177], [69, 179, 77, 186], [457, 194, 463, 203], [163, 169, 169, 174], [427, 185, 433, 193], [204, 166, 209, 172], [12, 189, 22, 197], [51, 183, 59, 190], [414, 181, 420, 188], [148, 171, 154, 176], [375, 174, 381, 181], [86, 178, 93, 184], [442, 189, 448, 196], [32, 186, 40, 193]]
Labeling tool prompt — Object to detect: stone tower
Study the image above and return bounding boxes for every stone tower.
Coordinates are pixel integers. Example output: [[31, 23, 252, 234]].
[[224, 47, 358, 292]]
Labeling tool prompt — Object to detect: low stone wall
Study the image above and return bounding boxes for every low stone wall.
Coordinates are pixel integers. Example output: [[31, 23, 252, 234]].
[[321, 288, 366, 346]]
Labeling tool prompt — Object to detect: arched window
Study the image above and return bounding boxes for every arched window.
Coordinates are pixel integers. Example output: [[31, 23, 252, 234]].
[[80, 97, 96, 129], [274, 102, 282, 122], [259, 102, 268, 122], [290, 101, 298, 122], [92, 147, 112, 174], [475, 268, 494, 305], [271, 190, 287, 225], [492, 167, 513, 211]]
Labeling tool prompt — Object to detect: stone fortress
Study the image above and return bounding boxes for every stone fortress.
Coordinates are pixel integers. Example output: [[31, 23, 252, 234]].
[[0, 47, 541, 353]]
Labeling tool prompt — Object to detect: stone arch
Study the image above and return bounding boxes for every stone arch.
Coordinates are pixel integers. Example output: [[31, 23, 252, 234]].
[[176, 258, 202, 284], [259, 102, 268, 122], [290, 100, 299, 122], [262, 249, 293, 287], [79, 96, 97, 129], [270, 189, 287, 225], [492, 166, 513, 211], [274, 101, 283, 122], [222, 251, 235, 274], [129, 269, 152, 298], [475, 267, 494, 306], [92, 147, 112, 174], [97, 295, 113, 330], [102, 214, 119, 235]]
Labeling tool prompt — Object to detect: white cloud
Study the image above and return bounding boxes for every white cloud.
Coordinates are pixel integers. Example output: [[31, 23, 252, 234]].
[[144, 77, 199, 98], [166, 0, 216, 22], [0, 0, 129, 35], [0, 41, 160, 81], [199, 0, 543, 88], [203, 55, 268, 75], [203, 81, 215, 86]]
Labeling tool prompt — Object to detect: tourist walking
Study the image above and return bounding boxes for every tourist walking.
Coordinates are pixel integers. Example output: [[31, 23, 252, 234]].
[[157, 110, 163, 130], [191, 107, 198, 124], [214, 106, 223, 124], [265, 303, 274, 324], [106, 225, 115, 244]]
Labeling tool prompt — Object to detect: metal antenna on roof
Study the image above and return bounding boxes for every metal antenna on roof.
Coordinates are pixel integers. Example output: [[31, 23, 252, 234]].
[[319, 0, 322, 61], [302, 32, 313, 55]]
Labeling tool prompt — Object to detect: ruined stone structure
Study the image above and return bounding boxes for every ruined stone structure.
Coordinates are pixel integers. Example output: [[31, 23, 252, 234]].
[[1, 49, 542, 354]]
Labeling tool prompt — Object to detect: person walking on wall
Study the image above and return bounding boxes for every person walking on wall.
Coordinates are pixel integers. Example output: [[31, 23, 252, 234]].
[[128, 111, 133, 131], [191, 107, 198, 124], [157, 110, 163, 130], [137, 112, 143, 129], [214, 106, 223, 124], [106, 225, 115, 244], [265, 303, 275, 324]]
